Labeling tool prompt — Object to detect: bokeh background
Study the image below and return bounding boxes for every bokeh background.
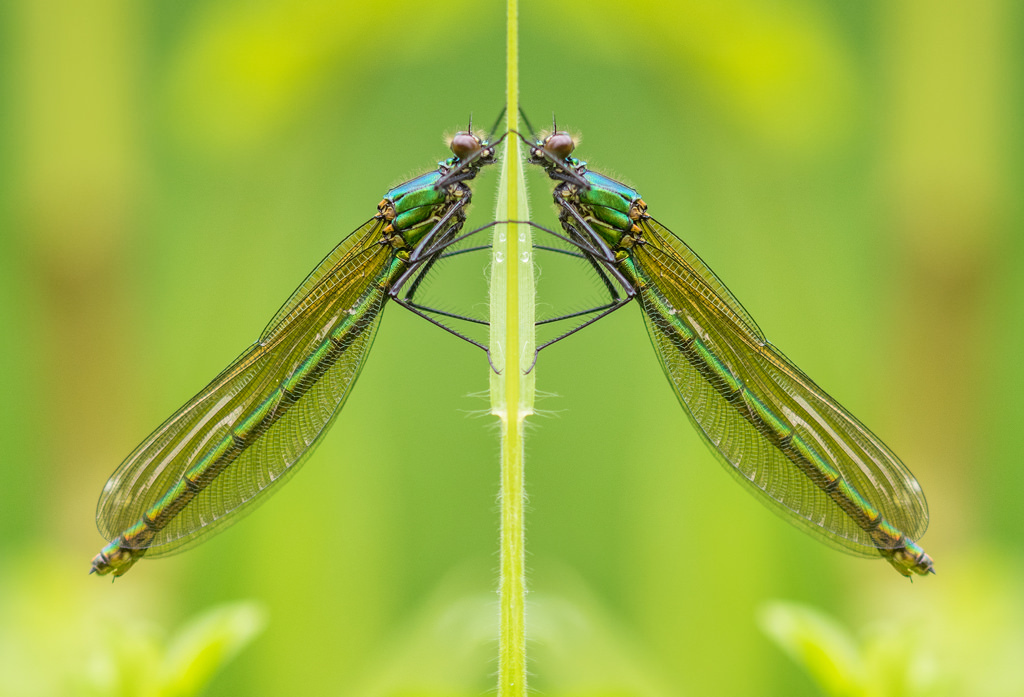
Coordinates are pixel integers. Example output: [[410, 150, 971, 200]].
[[1, 0, 1022, 695]]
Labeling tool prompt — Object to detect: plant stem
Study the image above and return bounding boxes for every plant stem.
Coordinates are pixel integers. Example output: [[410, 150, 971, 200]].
[[491, 0, 533, 693]]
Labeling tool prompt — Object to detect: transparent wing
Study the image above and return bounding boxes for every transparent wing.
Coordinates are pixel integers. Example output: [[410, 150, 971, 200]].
[[634, 217, 928, 556], [261, 218, 385, 341], [641, 218, 765, 342], [96, 219, 391, 555]]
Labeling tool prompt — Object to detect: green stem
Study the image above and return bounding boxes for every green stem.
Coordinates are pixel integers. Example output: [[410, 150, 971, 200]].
[[491, 0, 533, 693]]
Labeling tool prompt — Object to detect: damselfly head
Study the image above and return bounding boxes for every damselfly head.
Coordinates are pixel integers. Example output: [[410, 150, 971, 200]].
[[528, 129, 589, 190], [541, 131, 576, 161], [449, 131, 484, 160], [438, 130, 495, 188]]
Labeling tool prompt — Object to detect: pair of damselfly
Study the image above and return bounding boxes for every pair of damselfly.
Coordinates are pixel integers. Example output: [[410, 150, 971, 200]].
[[91, 116, 933, 579]]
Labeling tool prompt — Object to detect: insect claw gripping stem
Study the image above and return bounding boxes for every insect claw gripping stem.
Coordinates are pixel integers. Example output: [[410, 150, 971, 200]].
[[392, 219, 533, 362], [500, 218, 636, 363]]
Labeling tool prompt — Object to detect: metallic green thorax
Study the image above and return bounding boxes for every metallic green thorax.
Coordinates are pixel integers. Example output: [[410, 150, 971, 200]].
[[530, 132, 933, 578], [571, 166, 644, 247], [383, 171, 449, 242], [91, 134, 495, 577]]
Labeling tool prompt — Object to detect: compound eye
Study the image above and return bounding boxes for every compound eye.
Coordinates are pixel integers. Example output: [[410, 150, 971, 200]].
[[450, 132, 482, 160], [544, 132, 575, 159]]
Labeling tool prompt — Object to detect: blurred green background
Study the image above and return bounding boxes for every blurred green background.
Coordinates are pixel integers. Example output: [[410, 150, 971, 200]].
[[1, 0, 1022, 695]]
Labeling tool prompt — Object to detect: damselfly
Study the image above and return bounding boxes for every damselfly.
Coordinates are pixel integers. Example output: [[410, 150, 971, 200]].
[[521, 126, 933, 578], [91, 126, 502, 577]]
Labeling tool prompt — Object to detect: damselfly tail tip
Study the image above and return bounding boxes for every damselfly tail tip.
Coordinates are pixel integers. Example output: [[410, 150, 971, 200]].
[[89, 551, 108, 576], [882, 541, 934, 578], [90, 540, 143, 578]]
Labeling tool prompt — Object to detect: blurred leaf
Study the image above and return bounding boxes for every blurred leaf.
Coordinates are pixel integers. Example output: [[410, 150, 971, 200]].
[[159, 602, 267, 697], [0, 550, 264, 697], [854, 551, 1024, 697], [759, 602, 863, 696], [860, 625, 942, 697], [760, 598, 955, 697]]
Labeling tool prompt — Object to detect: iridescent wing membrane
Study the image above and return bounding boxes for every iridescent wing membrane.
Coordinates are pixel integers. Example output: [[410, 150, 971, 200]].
[[92, 128, 500, 576], [521, 127, 932, 576], [634, 217, 929, 556], [96, 218, 390, 556]]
